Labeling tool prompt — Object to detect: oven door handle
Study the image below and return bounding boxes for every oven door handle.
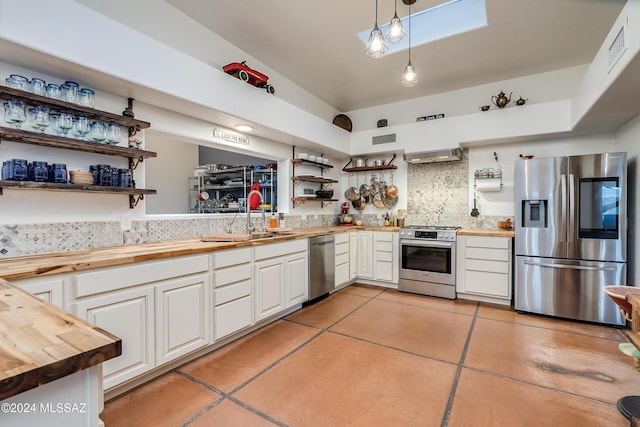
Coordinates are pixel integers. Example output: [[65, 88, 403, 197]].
[[400, 240, 454, 249]]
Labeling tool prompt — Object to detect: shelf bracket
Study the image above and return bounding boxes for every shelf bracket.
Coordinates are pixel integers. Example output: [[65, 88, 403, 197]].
[[129, 156, 144, 170], [129, 194, 144, 209], [321, 200, 335, 208], [292, 198, 305, 208]]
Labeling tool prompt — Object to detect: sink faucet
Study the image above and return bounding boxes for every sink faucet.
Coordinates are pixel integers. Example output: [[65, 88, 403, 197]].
[[247, 189, 265, 234], [225, 213, 241, 233]]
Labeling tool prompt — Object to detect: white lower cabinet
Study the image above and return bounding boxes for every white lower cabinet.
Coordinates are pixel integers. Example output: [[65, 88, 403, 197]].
[[155, 274, 210, 364], [456, 235, 513, 305], [212, 248, 253, 341], [349, 231, 358, 281], [75, 286, 155, 390], [254, 239, 308, 322], [254, 257, 285, 321], [374, 231, 399, 283], [285, 250, 308, 306], [356, 231, 374, 279], [72, 254, 209, 390], [335, 232, 351, 287]]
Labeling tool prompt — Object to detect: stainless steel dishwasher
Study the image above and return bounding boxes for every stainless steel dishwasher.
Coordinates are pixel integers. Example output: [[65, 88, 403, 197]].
[[309, 234, 335, 301]]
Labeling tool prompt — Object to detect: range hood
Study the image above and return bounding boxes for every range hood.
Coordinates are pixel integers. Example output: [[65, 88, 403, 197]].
[[403, 148, 462, 163]]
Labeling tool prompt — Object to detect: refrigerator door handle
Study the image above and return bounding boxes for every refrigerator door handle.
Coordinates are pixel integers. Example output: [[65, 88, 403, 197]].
[[568, 173, 575, 242], [524, 260, 616, 272], [560, 174, 567, 242]]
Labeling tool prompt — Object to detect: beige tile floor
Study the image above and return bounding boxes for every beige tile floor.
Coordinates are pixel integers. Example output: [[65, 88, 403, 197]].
[[101, 284, 638, 426]]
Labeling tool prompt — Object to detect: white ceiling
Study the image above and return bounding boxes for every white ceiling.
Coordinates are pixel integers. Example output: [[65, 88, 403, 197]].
[[167, 0, 626, 113]]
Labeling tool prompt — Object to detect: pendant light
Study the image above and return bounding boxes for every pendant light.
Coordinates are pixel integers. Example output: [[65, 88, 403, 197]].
[[366, 0, 388, 59], [401, 3, 417, 87], [386, 0, 406, 44]]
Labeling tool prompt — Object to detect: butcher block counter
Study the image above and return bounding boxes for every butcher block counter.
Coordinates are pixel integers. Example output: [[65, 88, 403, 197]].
[[0, 226, 398, 282], [0, 277, 121, 400], [457, 228, 515, 238]]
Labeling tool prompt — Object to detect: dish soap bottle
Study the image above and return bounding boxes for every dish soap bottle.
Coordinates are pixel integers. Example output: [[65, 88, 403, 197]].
[[269, 214, 278, 229]]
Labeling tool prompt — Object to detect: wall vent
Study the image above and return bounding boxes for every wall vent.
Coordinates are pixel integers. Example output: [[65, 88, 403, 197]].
[[608, 19, 627, 71], [372, 133, 396, 145]]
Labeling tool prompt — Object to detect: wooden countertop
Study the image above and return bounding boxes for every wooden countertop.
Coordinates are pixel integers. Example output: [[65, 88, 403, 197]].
[[0, 278, 121, 400], [0, 226, 398, 281], [457, 228, 515, 238]]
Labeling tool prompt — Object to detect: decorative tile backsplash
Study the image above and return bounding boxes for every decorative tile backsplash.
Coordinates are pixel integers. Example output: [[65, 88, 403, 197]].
[[405, 150, 511, 229]]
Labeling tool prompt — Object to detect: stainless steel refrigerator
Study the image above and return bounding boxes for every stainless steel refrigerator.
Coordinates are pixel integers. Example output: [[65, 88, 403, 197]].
[[514, 152, 628, 326]]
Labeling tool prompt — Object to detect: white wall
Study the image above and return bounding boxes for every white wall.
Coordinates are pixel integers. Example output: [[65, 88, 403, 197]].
[[145, 134, 198, 215], [616, 113, 640, 285]]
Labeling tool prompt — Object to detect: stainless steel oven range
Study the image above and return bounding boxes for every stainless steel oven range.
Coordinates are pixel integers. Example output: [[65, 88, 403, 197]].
[[398, 226, 460, 299]]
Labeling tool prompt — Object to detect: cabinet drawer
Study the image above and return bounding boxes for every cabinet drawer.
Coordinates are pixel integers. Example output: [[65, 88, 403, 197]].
[[464, 270, 510, 297], [335, 241, 349, 255], [213, 263, 251, 287], [212, 248, 251, 268], [214, 295, 253, 340], [376, 241, 393, 252], [335, 263, 350, 286], [465, 247, 510, 262], [74, 255, 209, 298], [376, 232, 393, 242], [335, 233, 350, 244], [335, 252, 349, 266], [466, 259, 510, 274], [465, 236, 510, 249], [214, 280, 252, 306], [254, 239, 307, 260], [376, 250, 393, 262]]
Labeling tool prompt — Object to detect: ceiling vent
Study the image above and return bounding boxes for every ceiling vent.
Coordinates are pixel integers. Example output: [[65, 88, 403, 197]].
[[608, 18, 627, 71], [372, 133, 396, 145], [404, 148, 462, 163]]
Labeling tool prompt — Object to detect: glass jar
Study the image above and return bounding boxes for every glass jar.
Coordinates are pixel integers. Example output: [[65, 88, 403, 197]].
[[30, 161, 49, 182], [110, 167, 119, 187], [11, 159, 28, 181], [118, 168, 132, 188], [50, 163, 68, 183], [2, 160, 11, 180], [97, 164, 112, 186]]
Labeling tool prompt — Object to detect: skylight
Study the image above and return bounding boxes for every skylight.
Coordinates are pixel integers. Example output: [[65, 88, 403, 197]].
[[357, 0, 487, 55]]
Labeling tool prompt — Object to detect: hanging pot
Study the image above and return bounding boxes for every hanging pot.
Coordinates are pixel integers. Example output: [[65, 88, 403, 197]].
[[383, 194, 398, 208], [352, 197, 365, 211], [373, 192, 386, 208], [344, 173, 359, 201], [359, 182, 371, 198]]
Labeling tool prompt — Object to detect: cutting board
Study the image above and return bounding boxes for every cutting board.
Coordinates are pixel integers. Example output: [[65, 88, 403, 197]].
[[201, 234, 252, 242]]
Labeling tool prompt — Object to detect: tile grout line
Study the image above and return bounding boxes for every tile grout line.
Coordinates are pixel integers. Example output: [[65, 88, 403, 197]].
[[175, 370, 290, 427], [440, 301, 480, 427]]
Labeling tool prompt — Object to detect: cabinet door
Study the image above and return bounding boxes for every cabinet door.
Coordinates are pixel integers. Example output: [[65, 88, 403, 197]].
[[285, 251, 308, 307], [155, 274, 210, 364], [254, 258, 285, 321], [349, 232, 358, 280], [357, 231, 374, 279], [14, 277, 65, 308], [75, 286, 155, 390]]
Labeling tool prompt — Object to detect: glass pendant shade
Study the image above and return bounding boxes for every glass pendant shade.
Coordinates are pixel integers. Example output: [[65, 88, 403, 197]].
[[366, 23, 388, 59], [386, 12, 405, 44], [401, 60, 417, 87]]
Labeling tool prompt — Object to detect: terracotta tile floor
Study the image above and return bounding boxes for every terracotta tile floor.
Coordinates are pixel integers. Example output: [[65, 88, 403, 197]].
[[101, 284, 637, 427]]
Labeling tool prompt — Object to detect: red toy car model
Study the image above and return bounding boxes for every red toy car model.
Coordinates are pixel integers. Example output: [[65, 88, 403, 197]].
[[223, 61, 275, 94]]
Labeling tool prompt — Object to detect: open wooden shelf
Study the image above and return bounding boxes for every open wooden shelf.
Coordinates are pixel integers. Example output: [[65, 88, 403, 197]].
[[0, 126, 156, 160]]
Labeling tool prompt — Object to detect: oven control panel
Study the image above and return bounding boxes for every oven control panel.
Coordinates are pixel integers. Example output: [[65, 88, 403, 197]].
[[399, 229, 457, 241]]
